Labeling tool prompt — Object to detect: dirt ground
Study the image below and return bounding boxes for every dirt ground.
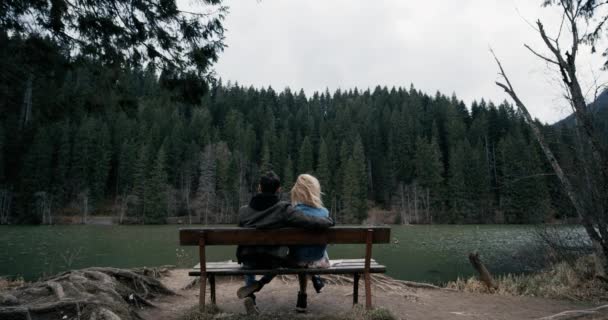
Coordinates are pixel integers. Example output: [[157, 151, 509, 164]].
[[140, 269, 605, 320]]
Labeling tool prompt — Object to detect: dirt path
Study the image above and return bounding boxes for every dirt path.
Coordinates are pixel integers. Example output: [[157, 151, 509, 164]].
[[141, 269, 600, 320]]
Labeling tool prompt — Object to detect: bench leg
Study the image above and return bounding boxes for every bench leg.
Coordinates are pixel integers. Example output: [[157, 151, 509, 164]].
[[353, 273, 360, 305], [199, 237, 206, 313], [297, 273, 307, 293], [364, 271, 372, 309], [209, 274, 216, 305], [364, 228, 373, 310], [200, 273, 206, 312]]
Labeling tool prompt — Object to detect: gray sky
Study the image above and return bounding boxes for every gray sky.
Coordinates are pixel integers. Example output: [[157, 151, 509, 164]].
[[211, 0, 608, 124]]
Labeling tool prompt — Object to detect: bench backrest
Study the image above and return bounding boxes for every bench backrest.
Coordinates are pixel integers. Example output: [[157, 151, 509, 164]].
[[180, 226, 391, 246]]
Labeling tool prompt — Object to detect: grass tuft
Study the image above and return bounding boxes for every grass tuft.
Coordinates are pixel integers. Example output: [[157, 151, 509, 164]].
[[446, 255, 608, 302], [0, 277, 25, 291]]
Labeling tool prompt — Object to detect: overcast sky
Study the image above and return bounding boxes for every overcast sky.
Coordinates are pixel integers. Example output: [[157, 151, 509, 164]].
[[210, 0, 608, 124]]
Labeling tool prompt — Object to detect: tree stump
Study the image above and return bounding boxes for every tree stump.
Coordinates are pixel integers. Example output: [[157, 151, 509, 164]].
[[468, 252, 498, 291]]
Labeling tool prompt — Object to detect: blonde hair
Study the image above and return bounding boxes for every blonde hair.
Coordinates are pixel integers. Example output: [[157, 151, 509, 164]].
[[291, 174, 323, 208]]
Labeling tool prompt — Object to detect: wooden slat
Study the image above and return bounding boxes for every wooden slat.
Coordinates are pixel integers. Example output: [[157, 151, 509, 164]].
[[189, 259, 386, 276], [189, 265, 386, 276], [194, 259, 381, 269], [180, 226, 391, 245]]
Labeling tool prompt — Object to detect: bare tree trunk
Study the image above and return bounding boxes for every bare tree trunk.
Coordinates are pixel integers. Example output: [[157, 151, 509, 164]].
[[367, 159, 374, 195], [399, 183, 407, 225], [413, 184, 418, 224], [20, 73, 33, 129], [0, 189, 11, 224], [204, 194, 209, 225], [83, 196, 88, 225], [119, 193, 126, 224], [406, 186, 412, 224], [426, 188, 431, 224], [78, 191, 90, 224], [492, 12, 608, 274], [331, 195, 337, 224]]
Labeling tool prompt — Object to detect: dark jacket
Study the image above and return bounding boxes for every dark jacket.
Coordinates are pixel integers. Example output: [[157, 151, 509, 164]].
[[236, 193, 334, 265]]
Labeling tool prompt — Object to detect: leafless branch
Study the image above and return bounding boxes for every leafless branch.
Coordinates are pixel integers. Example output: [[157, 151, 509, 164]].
[[524, 44, 560, 65]]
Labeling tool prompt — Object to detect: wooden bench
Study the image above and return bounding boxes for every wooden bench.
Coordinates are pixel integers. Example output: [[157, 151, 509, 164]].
[[179, 226, 391, 311]]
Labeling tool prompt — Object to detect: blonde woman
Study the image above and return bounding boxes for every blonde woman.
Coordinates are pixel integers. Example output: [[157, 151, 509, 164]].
[[289, 174, 330, 312]]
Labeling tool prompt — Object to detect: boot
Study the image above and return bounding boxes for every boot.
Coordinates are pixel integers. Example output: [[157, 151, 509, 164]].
[[311, 275, 325, 293], [244, 294, 260, 315], [295, 291, 307, 313], [237, 280, 263, 299]]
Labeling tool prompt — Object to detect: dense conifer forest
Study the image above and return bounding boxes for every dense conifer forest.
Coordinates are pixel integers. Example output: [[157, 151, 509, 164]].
[[0, 34, 579, 225]]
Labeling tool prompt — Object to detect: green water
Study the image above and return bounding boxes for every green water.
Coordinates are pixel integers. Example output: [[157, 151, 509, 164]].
[[0, 225, 586, 283]]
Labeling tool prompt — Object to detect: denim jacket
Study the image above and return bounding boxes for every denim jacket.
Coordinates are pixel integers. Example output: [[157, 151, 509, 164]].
[[289, 204, 329, 262]]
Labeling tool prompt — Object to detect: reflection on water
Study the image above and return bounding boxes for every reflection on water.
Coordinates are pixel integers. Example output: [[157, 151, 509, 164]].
[[0, 225, 588, 283]]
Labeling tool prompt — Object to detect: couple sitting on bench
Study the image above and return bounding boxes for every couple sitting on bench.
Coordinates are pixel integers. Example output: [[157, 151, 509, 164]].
[[236, 171, 334, 314]]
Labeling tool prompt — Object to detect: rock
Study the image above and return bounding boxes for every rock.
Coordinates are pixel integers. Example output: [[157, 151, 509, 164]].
[[0, 293, 19, 306], [90, 307, 122, 320]]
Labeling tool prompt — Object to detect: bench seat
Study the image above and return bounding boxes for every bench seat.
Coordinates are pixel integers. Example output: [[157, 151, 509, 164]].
[[189, 259, 387, 276]]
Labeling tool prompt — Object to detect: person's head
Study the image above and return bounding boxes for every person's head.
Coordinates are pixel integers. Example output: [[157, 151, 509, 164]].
[[290, 174, 323, 208], [259, 171, 281, 194]]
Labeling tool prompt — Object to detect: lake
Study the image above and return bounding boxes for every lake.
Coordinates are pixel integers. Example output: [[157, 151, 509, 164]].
[[0, 225, 587, 283]]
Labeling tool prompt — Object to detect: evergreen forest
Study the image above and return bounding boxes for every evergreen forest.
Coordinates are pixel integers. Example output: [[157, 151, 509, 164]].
[[0, 34, 579, 225]]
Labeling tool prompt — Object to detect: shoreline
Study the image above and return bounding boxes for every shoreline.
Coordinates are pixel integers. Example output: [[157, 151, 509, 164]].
[[3, 265, 606, 320]]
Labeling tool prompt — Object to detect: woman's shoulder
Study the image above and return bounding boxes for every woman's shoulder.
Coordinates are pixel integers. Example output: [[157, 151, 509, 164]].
[[295, 204, 328, 214]]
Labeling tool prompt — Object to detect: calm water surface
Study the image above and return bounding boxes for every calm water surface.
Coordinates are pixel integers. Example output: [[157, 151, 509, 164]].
[[0, 225, 586, 283]]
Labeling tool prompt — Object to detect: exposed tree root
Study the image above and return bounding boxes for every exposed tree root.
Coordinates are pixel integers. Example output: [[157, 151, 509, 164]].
[[536, 304, 608, 320], [0, 267, 175, 320]]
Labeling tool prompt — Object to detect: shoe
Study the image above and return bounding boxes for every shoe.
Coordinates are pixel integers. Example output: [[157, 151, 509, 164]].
[[244, 296, 260, 315], [237, 281, 263, 299], [295, 291, 307, 313], [312, 275, 325, 293], [271, 246, 290, 258]]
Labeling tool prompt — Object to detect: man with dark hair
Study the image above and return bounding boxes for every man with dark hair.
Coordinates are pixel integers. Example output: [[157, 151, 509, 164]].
[[236, 171, 334, 314]]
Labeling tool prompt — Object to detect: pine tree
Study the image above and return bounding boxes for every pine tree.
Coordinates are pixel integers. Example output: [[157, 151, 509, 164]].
[[146, 144, 168, 224], [283, 156, 294, 194], [166, 120, 185, 186], [297, 136, 314, 174], [316, 138, 331, 199], [341, 157, 359, 223], [20, 128, 54, 222], [90, 121, 111, 205], [196, 144, 217, 224], [260, 140, 271, 173], [336, 141, 351, 205], [54, 121, 72, 204], [71, 119, 95, 196], [463, 141, 492, 223], [414, 137, 443, 191], [414, 136, 443, 222], [23, 128, 54, 193], [351, 135, 368, 220], [0, 124, 4, 183], [499, 132, 549, 223], [133, 143, 150, 220], [117, 139, 136, 196], [214, 142, 233, 221], [447, 140, 466, 223], [228, 154, 240, 205]]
